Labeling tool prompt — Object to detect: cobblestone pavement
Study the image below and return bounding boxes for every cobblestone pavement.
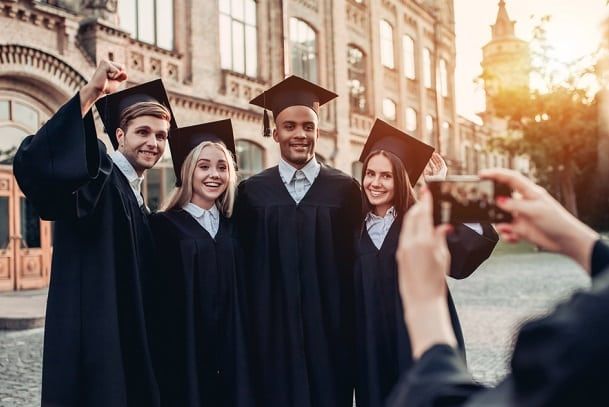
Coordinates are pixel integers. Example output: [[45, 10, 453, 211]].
[[0, 246, 591, 405]]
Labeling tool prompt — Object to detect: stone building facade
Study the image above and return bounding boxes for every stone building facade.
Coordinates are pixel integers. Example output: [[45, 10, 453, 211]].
[[0, 0, 510, 290]]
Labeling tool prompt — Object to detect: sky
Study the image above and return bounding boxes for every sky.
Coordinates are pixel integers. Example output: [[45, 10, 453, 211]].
[[454, 0, 609, 123]]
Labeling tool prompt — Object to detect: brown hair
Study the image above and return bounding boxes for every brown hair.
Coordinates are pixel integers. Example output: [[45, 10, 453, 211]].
[[361, 150, 416, 217], [118, 101, 171, 131]]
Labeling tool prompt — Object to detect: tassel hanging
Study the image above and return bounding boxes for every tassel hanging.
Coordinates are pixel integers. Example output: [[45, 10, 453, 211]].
[[263, 109, 271, 137]]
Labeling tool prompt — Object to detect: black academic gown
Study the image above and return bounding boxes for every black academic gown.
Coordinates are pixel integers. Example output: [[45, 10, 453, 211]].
[[13, 95, 160, 406], [386, 239, 609, 407], [233, 165, 362, 407], [147, 210, 252, 407], [354, 219, 498, 407]]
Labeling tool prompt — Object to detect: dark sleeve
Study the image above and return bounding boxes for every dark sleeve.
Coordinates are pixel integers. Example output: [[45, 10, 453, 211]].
[[590, 239, 609, 277], [346, 178, 363, 236], [385, 344, 486, 407], [447, 223, 499, 280], [389, 265, 609, 407], [13, 93, 112, 220]]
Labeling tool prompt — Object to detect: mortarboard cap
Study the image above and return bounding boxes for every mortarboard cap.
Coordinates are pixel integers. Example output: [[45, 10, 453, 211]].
[[359, 119, 435, 184], [95, 79, 177, 149], [249, 75, 338, 137], [169, 119, 236, 186]]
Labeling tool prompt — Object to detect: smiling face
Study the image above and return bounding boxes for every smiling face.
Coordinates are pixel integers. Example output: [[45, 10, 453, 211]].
[[363, 153, 396, 217], [273, 105, 318, 169], [190, 145, 230, 210], [116, 115, 169, 175]]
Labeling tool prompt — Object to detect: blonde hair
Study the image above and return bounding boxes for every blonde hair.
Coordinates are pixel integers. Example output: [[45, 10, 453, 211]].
[[162, 141, 237, 217]]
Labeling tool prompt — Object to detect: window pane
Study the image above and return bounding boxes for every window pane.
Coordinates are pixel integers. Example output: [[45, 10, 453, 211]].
[[380, 20, 394, 68], [231, 0, 244, 20], [0, 126, 28, 152], [0, 197, 8, 249], [146, 168, 162, 212], [20, 197, 41, 248], [219, 14, 233, 69], [245, 25, 257, 77], [423, 48, 432, 88], [219, 0, 230, 14], [0, 101, 8, 121], [405, 107, 417, 132], [232, 21, 245, 74], [156, 0, 174, 49], [138, 0, 155, 44], [403, 35, 416, 79], [236, 140, 263, 180], [244, 0, 256, 25], [382, 98, 396, 121], [12, 102, 38, 130], [118, 0, 136, 36]]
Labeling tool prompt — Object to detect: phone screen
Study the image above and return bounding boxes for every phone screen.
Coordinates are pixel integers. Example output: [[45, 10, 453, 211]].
[[428, 177, 512, 224]]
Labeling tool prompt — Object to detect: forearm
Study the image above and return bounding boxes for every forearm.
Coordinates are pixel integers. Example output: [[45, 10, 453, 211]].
[[404, 296, 458, 359], [79, 84, 103, 117]]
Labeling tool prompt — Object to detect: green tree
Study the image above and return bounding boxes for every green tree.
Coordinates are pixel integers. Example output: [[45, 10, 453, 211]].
[[485, 16, 599, 217]]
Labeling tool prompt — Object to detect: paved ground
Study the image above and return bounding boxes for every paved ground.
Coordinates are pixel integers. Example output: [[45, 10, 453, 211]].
[[0, 243, 591, 406]]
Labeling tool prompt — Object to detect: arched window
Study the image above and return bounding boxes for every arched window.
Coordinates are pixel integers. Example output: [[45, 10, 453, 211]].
[[439, 59, 449, 97], [118, 0, 174, 50], [236, 139, 264, 180], [405, 107, 417, 132], [379, 20, 394, 69], [441, 121, 451, 155], [219, 0, 258, 77], [347, 45, 368, 114], [0, 98, 45, 161], [290, 18, 318, 82], [425, 114, 435, 144], [403, 35, 416, 79], [382, 98, 396, 122]]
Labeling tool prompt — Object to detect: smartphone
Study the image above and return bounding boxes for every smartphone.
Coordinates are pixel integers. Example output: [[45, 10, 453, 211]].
[[427, 176, 512, 225]]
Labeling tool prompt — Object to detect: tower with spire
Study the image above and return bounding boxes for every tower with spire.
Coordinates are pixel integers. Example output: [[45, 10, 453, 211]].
[[481, 0, 531, 115]]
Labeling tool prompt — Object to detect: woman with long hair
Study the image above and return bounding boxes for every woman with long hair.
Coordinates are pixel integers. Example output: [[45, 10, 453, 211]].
[[146, 119, 251, 407], [354, 119, 498, 407]]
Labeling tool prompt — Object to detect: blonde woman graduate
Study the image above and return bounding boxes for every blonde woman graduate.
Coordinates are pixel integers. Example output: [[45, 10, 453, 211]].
[[146, 119, 252, 407], [354, 119, 499, 407]]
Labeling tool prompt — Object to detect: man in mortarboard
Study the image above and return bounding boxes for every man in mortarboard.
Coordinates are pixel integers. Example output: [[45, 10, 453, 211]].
[[233, 76, 362, 406], [13, 60, 176, 407]]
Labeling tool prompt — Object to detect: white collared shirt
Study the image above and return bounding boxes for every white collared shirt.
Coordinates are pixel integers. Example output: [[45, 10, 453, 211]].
[[183, 202, 220, 238], [109, 151, 145, 207], [365, 207, 397, 249], [278, 157, 321, 204]]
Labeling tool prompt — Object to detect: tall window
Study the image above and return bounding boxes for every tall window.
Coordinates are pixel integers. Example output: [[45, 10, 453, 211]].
[[425, 114, 434, 144], [290, 18, 318, 82], [403, 35, 416, 79], [144, 165, 176, 211], [219, 0, 258, 77], [382, 98, 396, 122], [118, 0, 174, 50], [347, 45, 367, 114], [439, 59, 449, 97], [379, 20, 394, 69], [236, 140, 264, 180], [405, 107, 417, 132], [423, 48, 433, 89]]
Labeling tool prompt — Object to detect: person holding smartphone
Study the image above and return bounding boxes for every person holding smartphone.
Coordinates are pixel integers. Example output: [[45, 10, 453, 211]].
[[354, 120, 499, 407], [388, 167, 609, 406]]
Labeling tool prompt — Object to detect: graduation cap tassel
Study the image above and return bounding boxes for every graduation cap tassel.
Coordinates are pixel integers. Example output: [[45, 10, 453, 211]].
[[263, 109, 271, 137]]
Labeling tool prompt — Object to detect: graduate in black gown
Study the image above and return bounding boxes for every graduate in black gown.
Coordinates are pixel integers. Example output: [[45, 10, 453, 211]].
[[386, 168, 609, 407], [13, 61, 177, 406], [354, 119, 499, 407], [147, 120, 252, 406], [233, 76, 362, 407]]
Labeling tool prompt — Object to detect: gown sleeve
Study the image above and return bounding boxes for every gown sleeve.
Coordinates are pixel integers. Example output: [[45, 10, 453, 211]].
[[13, 93, 112, 220], [447, 223, 499, 280], [387, 239, 609, 407]]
